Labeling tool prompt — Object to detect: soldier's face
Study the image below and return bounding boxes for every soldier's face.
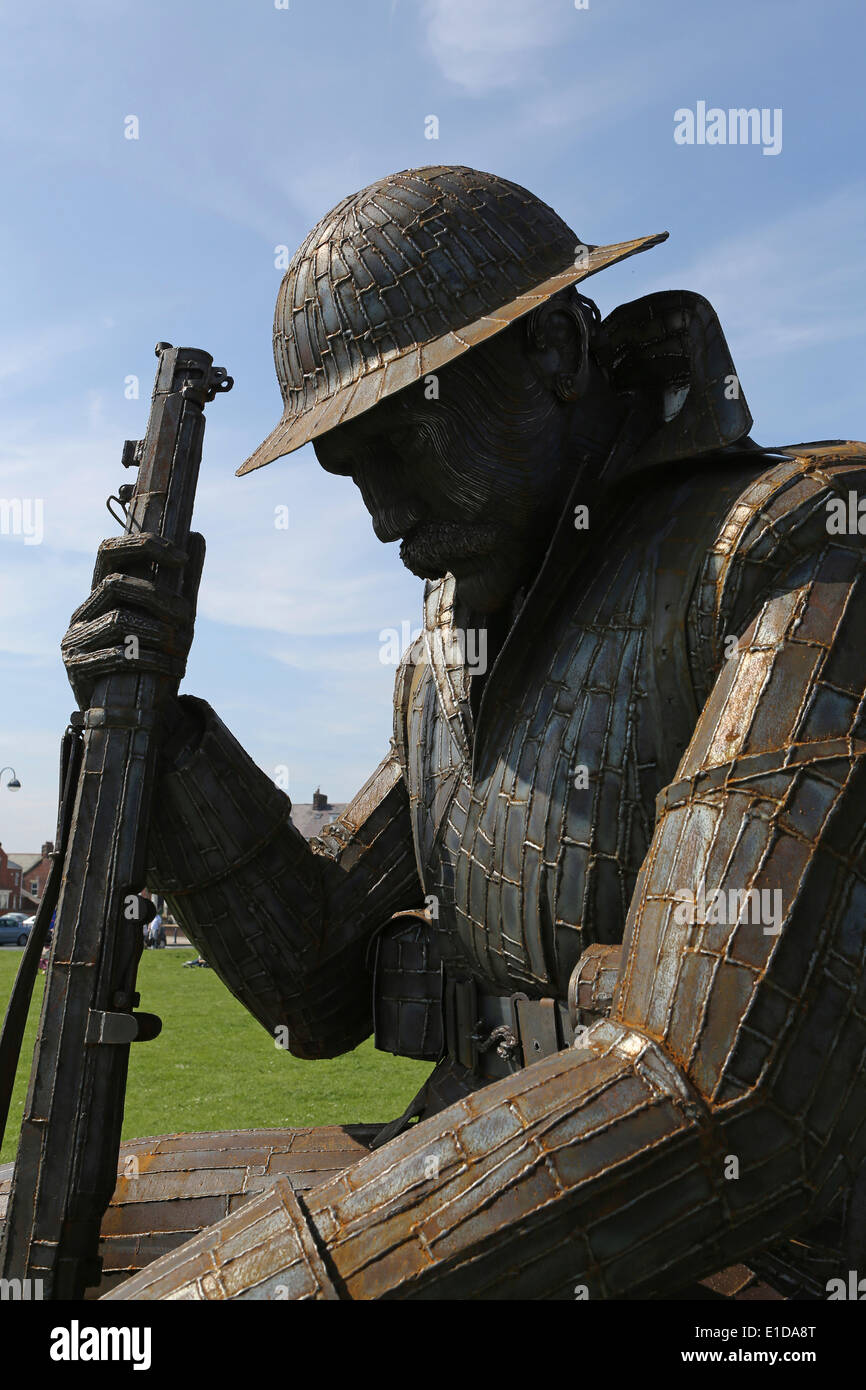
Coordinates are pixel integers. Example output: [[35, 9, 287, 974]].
[[314, 324, 576, 613]]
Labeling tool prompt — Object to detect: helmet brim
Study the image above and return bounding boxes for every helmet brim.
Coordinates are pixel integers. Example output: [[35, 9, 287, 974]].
[[236, 231, 668, 477]]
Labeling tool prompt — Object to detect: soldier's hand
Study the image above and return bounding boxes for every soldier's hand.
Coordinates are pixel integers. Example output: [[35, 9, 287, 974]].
[[61, 530, 205, 712]]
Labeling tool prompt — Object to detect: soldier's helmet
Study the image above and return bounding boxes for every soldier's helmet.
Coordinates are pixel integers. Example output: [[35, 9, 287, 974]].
[[238, 165, 666, 476]]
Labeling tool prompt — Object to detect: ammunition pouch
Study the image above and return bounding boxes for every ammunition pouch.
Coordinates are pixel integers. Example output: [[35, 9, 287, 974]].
[[370, 910, 575, 1077], [370, 909, 444, 1061]]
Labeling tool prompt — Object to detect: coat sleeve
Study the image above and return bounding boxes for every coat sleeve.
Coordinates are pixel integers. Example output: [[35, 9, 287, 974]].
[[144, 652, 423, 1059]]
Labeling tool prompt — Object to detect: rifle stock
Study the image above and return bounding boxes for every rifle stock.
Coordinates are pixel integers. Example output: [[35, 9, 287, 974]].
[[0, 343, 232, 1298]]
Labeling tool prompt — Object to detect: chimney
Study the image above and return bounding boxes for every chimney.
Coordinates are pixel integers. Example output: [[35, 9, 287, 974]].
[[42, 840, 54, 858], [312, 788, 328, 812]]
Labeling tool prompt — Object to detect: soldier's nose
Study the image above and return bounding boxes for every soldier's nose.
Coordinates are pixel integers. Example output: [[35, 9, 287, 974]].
[[313, 436, 355, 476]]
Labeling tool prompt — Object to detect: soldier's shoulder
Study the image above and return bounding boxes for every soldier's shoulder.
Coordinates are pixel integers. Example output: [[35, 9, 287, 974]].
[[685, 442, 866, 690], [730, 438, 866, 520], [701, 439, 866, 574]]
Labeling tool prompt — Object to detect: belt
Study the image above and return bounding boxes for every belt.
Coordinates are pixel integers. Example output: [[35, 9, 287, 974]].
[[443, 976, 574, 1080]]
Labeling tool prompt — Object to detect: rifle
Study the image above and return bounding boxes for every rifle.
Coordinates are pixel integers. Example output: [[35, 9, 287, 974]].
[[0, 343, 232, 1299]]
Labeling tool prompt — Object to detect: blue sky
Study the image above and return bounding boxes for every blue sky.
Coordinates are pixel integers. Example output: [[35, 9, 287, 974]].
[[1, 0, 863, 850]]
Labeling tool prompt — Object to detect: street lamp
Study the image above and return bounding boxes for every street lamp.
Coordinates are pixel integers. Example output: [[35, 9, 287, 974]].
[[0, 767, 21, 790]]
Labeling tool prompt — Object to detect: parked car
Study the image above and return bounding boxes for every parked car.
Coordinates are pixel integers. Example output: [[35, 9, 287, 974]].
[[0, 912, 30, 946]]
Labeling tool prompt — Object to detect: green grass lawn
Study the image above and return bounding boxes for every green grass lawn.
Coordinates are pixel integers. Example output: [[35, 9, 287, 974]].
[[0, 949, 431, 1164]]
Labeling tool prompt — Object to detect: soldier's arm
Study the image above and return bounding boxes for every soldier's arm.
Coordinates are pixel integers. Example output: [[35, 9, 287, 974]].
[[145, 678, 422, 1060]]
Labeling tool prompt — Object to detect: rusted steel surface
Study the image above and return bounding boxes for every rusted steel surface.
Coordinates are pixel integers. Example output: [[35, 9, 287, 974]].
[[1, 1125, 379, 1296], [0, 1143, 777, 1301], [568, 943, 623, 1025], [693, 1266, 784, 1301], [106, 1175, 342, 1301]]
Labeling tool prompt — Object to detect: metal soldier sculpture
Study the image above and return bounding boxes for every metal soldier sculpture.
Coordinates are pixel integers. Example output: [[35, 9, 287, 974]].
[[16, 165, 866, 1299]]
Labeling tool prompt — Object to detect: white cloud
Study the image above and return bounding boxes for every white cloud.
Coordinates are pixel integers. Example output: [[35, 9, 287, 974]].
[[423, 0, 565, 92]]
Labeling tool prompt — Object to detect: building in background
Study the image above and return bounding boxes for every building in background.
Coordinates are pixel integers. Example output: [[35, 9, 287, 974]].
[[7, 841, 54, 913], [0, 844, 23, 912]]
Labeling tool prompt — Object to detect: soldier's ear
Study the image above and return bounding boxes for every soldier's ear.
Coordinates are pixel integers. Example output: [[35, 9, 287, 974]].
[[524, 290, 598, 402]]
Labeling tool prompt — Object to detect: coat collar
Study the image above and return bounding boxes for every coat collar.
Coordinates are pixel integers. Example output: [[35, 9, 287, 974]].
[[594, 289, 753, 470], [422, 576, 473, 766]]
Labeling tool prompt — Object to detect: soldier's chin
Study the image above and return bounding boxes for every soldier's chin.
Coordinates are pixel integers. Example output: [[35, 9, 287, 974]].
[[400, 522, 519, 611], [400, 545, 517, 613]]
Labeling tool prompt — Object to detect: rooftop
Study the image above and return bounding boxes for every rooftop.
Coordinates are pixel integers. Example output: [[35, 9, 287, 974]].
[[7, 853, 42, 874], [289, 790, 347, 842]]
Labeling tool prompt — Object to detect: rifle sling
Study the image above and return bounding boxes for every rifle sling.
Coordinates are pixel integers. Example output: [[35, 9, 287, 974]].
[[0, 727, 82, 1149]]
